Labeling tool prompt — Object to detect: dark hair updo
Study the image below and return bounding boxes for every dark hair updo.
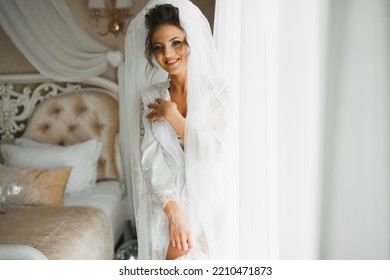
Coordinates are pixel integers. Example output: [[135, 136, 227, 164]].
[[144, 4, 189, 76]]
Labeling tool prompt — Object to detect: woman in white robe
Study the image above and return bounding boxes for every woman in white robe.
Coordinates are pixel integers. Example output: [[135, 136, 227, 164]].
[[125, 0, 237, 260]]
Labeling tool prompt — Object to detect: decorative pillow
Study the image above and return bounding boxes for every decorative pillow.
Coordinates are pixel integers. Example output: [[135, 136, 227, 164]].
[[1, 139, 103, 194], [0, 164, 71, 207]]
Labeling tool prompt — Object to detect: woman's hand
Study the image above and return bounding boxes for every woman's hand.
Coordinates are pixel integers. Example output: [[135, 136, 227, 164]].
[[147, 98, 186, 140], [147, 98, 177, 122], [164, 200, 192, 251]]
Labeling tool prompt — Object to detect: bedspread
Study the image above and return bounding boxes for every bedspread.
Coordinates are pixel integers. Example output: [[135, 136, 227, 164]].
[[0, 206, 114, 259]]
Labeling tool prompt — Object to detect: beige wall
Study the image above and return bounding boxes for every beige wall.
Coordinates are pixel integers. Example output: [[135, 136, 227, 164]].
[[0, 0, 215, 81]]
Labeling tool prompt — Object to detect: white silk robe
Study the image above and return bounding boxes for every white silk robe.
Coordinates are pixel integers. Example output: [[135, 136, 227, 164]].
[[139, 77, 234, 260]]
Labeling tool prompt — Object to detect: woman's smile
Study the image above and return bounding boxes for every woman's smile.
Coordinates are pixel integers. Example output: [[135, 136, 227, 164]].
[[165, 58, 180, 66]]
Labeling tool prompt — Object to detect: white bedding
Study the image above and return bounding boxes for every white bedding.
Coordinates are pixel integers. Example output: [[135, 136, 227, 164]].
[[63, 180, 123, 220]]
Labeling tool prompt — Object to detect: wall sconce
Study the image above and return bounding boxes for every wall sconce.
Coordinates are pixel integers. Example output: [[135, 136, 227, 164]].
[[88, 0, 134, 36]]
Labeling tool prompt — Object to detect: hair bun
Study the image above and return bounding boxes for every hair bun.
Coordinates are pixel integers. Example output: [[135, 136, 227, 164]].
[[145, 4, 181, 29]]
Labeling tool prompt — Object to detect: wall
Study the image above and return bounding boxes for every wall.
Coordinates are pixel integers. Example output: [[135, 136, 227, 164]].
[[0, 0, 215, 81]]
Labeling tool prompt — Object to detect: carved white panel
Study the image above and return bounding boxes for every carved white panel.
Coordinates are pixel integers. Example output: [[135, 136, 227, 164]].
[[0, 82, 81, 143]]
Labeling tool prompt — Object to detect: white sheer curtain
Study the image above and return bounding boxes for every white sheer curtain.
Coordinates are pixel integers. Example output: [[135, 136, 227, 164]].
[[0, 0, 122, 80], [215, 0, 283, 260], [321, 0, 390, 259], [215, 0, 390, 259]]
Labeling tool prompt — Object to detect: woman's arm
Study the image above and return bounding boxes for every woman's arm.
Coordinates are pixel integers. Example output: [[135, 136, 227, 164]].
[[140, 96, 178, 208], [140, 94, 191, 253], [147, 98, 186, 139]]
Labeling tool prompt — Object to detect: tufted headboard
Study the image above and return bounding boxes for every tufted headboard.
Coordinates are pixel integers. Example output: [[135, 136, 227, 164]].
[[0, 74, 120, 181], [22, 90, 119, 180]]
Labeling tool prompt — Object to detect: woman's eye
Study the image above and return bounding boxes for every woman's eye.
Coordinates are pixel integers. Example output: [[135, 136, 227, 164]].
[[172, 40, 182, 47], [153, 45, 163, 52]]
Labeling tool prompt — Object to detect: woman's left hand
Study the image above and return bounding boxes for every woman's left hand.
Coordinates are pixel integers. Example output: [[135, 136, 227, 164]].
[[147, 98, 177, 122], [164, 200, 192, 251]]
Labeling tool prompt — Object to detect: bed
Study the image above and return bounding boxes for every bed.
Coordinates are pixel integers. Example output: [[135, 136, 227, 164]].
[[0, 74, 130, 259]]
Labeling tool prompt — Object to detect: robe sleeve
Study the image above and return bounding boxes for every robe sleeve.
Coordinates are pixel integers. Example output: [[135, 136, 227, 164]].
[[140, 94, 178, 210]]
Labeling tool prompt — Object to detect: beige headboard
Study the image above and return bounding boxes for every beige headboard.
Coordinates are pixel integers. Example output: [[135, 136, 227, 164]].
[[22, 90, 119, 180], [0, 74, 120, 181]]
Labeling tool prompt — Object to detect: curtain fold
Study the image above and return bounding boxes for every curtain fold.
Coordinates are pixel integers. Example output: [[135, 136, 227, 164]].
[[117, 63, 136, 224], [0, 0, 120, 80], [213, 0, 241, 260], [320, 0, 390, 259], [214, 0, 390, 259], [216, 0, 326, 260], [215, 0, 284, 259]]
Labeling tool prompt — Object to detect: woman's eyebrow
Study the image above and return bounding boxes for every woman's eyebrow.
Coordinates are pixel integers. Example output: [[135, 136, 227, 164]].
[[169, 37, 180, 42], [153, 37, 181, 45]]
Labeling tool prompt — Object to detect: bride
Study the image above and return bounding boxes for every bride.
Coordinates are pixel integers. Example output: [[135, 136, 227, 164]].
[[125, 0, 237, 260]]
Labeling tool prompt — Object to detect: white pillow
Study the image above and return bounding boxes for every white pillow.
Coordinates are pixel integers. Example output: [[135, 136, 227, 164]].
[[1, 139, 103, 194]]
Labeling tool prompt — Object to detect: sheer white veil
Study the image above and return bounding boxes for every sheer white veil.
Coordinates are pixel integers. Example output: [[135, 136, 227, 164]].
[[125, 0, 238, 259]]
